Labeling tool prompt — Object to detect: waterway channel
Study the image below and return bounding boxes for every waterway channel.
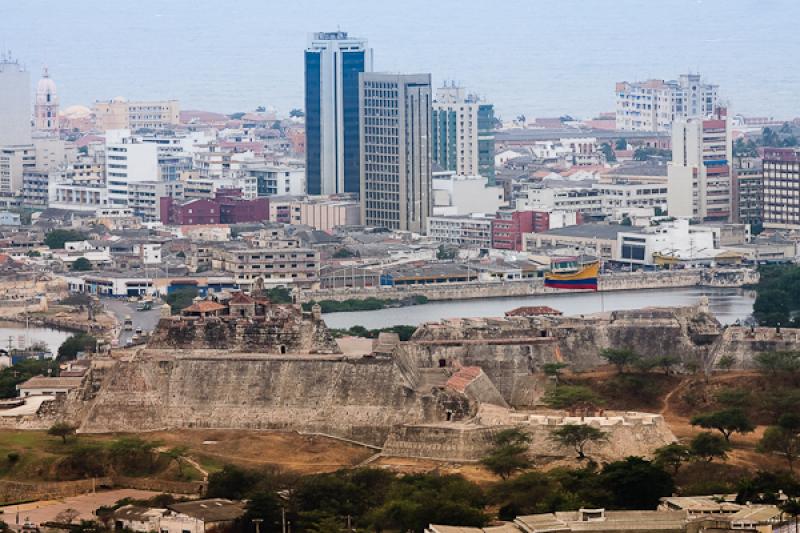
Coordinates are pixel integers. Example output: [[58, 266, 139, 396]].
[[0, 321, 73, 355], [323, 287, 755, 330]]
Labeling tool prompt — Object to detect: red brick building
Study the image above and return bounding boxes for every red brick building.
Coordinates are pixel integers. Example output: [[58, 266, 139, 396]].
[[160, 189, 269, 225], [491, 209, 582, 251]]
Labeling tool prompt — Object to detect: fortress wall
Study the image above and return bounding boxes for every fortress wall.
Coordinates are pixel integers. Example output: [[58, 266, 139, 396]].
[[383, 414, 676, 462], [399, 342, 559, 407], [81, 354, 433, 445], [710, 327, 800, 369]]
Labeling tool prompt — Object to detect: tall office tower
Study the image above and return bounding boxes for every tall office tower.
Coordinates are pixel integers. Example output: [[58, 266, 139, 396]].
[[0, 57, 32, 146], [34, 66, 59, 131], [667, 107, 732, 221], [616, 73, 719, 132], [763, 148, 800, 230], [305, 31, 373, 196], [432, 83, 495, 183], [360, 73, 432, 233]]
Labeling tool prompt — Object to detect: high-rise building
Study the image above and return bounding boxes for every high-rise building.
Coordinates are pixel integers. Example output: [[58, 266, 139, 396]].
[[34, 67, 59, 132], [616, 73, 718, 132], [763, 148, 800, 230], [0, 57, 31, 146], [432, 84, 495, 183], [359, 73, 432, 233], [105, 134, 159, 207], [667, 108, 732, 221], [305, 31, 373, 196], [732, 157, 763, 227]]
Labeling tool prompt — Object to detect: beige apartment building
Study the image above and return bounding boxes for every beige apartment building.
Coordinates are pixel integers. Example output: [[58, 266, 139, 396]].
[[210, 242, 320, 288], [94, 98, 180, 130]]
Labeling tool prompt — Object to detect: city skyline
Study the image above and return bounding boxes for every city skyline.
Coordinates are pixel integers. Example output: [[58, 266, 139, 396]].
[[2, 0, 800, 119]]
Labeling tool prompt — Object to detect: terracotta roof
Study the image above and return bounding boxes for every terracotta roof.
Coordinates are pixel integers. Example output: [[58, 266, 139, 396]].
[[446, 366, 483, 393], [182, 300, 227, 314], [505, 306, 563, 317], [229, 291, 255, 305]]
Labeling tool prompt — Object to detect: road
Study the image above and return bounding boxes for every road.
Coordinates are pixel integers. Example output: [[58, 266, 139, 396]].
[[0, 489, 165, 528], [100, 298, 163, 345]]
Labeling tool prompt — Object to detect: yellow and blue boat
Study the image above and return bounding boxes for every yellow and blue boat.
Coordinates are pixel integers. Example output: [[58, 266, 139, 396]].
[[544, 259, 600, 291]]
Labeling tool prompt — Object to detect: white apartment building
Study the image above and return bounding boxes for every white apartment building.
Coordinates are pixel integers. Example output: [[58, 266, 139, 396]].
[[427, 214, 493, 249], [593, 181, 668, 213], [105, 136, 159, 208], [432, 171, 505, 216], [516, 183, 603, 215], [245, 165, 306, 196], [667, 108, 732, 221], [0, 145, 35, 193], [0, 58, 31, 146], [616, 74, 718, 132], [49, 178, 107, 212], [128, 181, 184, 221]]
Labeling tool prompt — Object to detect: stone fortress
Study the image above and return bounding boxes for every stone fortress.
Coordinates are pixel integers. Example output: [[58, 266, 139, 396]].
[[5, 291, 799, 463]]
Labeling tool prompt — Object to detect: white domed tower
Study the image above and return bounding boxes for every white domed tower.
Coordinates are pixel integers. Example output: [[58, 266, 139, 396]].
[[34, 66, 59, 131]]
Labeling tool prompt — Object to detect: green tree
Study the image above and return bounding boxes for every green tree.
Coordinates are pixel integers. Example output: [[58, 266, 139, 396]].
[[543, 385, 601, 409], [758, 425, 800, 473], [0, 359, 59, 398], [71, 257, 93, 271], [657, 355, 681, 374], [600, 348, 640, 374], [550, 424, 607, 460], [244, 490, 283, 532], [207, 465, 261, 499], [716, 354, 737, 372], [691, 408, 755, 442], [164, 446, 189, 476], [109, 437, 160, 475], [780, 499, 800, 533], [754, 351, 800, 383], [713, 387, 751, 408], [598, 457, 675, 510], [653, 443, 691, 474], [164, 287, 199, 313], [690, 432, 731, 462], [481, 428, 532, 480], [44, 229, 86, 249], [543, 363, 568, 383], [57, 333, 96, 361], [615, 138, 627, 150], [48, 422, 77, 444], [599, 142, 616, 162], [289, 108, 305, 118]]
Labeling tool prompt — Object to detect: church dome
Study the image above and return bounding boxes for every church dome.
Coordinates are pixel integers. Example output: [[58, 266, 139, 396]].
[[36, 67, 57, 102]]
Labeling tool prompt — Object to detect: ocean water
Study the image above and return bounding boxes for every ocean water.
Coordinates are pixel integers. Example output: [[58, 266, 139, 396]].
[[2, 0, 798, 120]]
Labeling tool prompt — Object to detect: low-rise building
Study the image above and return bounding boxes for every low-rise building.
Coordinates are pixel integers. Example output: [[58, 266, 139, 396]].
[[432, 172, 505, 216], [210, 241, 320, 288], [427, 214, 493, 249]]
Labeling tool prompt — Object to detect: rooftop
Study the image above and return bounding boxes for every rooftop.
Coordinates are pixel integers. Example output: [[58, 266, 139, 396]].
[[537, 224, 643, 240], [167, 499, 246, 523]]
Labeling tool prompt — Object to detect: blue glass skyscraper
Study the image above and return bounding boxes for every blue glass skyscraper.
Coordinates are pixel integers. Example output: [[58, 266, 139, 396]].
[[304, 32, 373, 196]]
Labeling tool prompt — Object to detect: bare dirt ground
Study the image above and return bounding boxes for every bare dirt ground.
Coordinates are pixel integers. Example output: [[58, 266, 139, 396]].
[[143, 429, 375, 475], [0, 489, 163, 527]]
